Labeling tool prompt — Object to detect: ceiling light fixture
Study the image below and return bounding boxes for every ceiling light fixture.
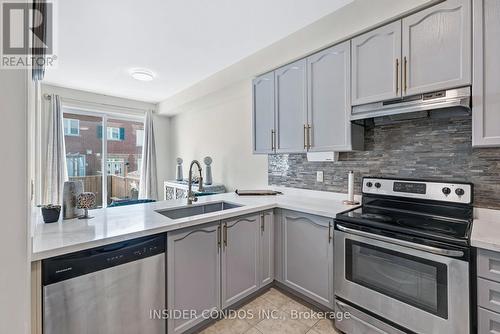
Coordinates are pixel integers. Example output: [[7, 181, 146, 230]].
[[129, 68, 155, 81]]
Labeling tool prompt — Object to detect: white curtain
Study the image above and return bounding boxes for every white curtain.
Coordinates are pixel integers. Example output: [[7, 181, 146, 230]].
[[43, 94, 68, 204], [139, 110, 158, 200]]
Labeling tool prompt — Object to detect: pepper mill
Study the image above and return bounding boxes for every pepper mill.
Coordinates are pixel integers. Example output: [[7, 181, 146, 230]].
[[204, 156, 213, 185], [176, 158, 183, 181]]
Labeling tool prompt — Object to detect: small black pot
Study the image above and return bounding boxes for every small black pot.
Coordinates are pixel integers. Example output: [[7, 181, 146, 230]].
[[41, 206, 61, 223]]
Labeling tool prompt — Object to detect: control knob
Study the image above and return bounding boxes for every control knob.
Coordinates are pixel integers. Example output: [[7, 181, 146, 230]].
[[455, 188, 465, 196], [442, 187, 451, 195], [374, 182, 381, 189], [366, 182, 373, 188]]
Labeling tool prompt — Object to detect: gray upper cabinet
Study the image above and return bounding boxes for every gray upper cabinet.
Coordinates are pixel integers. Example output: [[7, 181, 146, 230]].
[[282, 210, 334, 308], [472, 0, 500, 147], [253, 72, 276, 154], [402, 0, 471, 96], [307, 41, 363, 152], [221, 215, 260, 309], [351, 20, 402, 106], [167, 223, 221, 334], [260, 211, 274, 287], [275, 59, 307, 153]]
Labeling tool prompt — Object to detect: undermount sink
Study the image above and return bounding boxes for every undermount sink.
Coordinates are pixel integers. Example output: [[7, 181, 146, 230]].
[[156, 201, 242, 220]]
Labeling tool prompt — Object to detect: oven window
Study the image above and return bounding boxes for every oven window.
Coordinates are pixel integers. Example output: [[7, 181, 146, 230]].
[[345, 240, 448, 319]]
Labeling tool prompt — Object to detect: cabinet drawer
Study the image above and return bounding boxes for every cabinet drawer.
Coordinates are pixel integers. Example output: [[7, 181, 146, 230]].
[[479, 278, 500, 313], [478, 249, 500, 282], [479, 307, 500, 334]]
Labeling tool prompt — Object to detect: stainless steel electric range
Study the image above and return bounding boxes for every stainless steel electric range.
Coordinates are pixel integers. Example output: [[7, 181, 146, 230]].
[[334, 177, 474, 334]]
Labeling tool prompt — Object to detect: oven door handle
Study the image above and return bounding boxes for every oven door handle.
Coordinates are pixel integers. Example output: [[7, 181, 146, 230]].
[[336, 224, 464, 258]]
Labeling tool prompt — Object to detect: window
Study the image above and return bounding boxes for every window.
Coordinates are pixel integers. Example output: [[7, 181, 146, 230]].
[[107, 158, 125, 176], [136, 129, 144, 147], [107, 127, 124, 141], [66, 154, 86, 177], [64, 119, 80, 136], [63, 111, 144, 208]]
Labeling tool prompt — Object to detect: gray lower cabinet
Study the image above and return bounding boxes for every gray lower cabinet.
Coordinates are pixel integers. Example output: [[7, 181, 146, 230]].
[[281, 210, 334, 308], [307, 41, 363, 152], [351, 20, 402, 106], [275, 59, 307, 153], [167, 222, 221, 334], [253, 72, 276, 153], [479, 307, 500, 334], [477, 248, 500, 334], [402, 0, 471, 96], [472, 0, 500, 147], [221, 214, 260, 308], [260, 211, 274, 286], [167, 212, 274, 333]]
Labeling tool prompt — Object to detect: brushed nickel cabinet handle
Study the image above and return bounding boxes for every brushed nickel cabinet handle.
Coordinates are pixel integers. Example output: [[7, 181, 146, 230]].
[[303, 124, 307, 149], [307, 124, 312, 149], [271, 129, 274, 150], [395, 58, 399, 94], [260, 213, 265, 233], [328, 222, 332, 243], [223, 223, 228, 247], [217, 225, 221, 250], [403, 56, 407, 94]]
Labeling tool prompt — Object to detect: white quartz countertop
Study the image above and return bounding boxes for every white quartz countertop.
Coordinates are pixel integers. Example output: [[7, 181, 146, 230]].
[[471, 208, 500, 252], [31, 189, 359, 261]]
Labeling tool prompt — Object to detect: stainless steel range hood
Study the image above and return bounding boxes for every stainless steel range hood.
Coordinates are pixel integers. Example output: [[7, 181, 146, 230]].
[[351, 86, 471, 121]]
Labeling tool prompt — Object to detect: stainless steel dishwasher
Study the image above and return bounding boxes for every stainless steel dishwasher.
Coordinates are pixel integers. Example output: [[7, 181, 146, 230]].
[[42, 234, 166, 334]]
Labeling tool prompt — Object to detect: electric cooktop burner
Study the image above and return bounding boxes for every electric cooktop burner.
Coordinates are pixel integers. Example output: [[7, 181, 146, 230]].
[[336, 178, 474, 246]]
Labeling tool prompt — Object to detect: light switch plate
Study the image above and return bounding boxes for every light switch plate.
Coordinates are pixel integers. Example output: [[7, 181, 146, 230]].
[[316, 171, 324, 182]]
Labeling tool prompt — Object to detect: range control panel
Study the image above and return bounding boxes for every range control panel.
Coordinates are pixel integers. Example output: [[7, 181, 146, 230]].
[[362, 178, 472, 204]]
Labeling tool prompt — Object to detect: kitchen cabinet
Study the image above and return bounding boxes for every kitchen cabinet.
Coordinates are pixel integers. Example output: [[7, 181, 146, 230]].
[[275, 59, 307, 153], [351, 21, 402, 106], [472, 0, 500, 147], [282, 210, 334, 308], [252, 72, 276, 153], [167, 222, 221, 334], [260, 210, 274, 286], [477, 248, 500, 334], [307, 41, 363, 152], [168, 211, 274, 333], [221, 214, 260, 308], [402, 0, 471, 96]]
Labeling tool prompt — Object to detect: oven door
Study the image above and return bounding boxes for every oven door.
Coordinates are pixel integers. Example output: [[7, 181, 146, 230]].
[[335, 224, 469, 334]]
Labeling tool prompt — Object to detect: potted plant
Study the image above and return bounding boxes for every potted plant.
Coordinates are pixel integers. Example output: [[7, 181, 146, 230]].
[[40, 204, 61, 223]]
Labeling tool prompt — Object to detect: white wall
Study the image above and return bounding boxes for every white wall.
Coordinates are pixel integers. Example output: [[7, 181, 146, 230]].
[[168, 80, 268, 191], [40, 84, 170, 200], [159, 0, 437, 191], [0, 70, 31, 332]]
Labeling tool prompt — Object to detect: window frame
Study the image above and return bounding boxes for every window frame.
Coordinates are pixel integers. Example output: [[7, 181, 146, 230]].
[[63, 118, 80, 136], [61, 105, 144, 208]]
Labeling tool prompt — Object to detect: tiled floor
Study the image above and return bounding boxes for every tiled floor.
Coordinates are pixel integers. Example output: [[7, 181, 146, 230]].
[[200, 288, 341, 334]]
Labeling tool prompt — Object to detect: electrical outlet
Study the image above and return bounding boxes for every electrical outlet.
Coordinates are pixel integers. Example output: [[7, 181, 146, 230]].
[[316, 171, 324, 182]]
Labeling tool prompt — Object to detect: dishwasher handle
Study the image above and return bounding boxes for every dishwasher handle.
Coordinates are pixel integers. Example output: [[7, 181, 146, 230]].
[[42, 234, 165, 286]]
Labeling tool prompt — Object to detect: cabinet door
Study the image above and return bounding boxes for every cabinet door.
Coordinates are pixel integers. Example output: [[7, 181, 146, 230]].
[[221, 215, 260, 308], [167, 223, 221, 334], [282, 211, 334, 308], [402, 0, 471, 96], [275, 59, 307, 153], [472, 0, 500, 147], [260, 211, 274, 287], [351, 20, 402, 106], [253, 72, 275, 153], [307, 41, 359, 152]]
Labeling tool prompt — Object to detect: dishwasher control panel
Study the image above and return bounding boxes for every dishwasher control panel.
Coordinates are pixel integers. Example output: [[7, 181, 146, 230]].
[[42, 234, 165, 286]]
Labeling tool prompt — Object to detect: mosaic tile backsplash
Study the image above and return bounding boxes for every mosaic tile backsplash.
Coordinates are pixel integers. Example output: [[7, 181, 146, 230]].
[[268, 114, 500, 209]]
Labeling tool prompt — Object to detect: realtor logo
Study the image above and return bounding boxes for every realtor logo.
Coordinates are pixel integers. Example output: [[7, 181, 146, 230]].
[[1, 1, 56, 69]]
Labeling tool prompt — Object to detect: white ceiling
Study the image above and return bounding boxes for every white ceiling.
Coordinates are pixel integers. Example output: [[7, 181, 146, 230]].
[[44, 0, 353, 103]]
